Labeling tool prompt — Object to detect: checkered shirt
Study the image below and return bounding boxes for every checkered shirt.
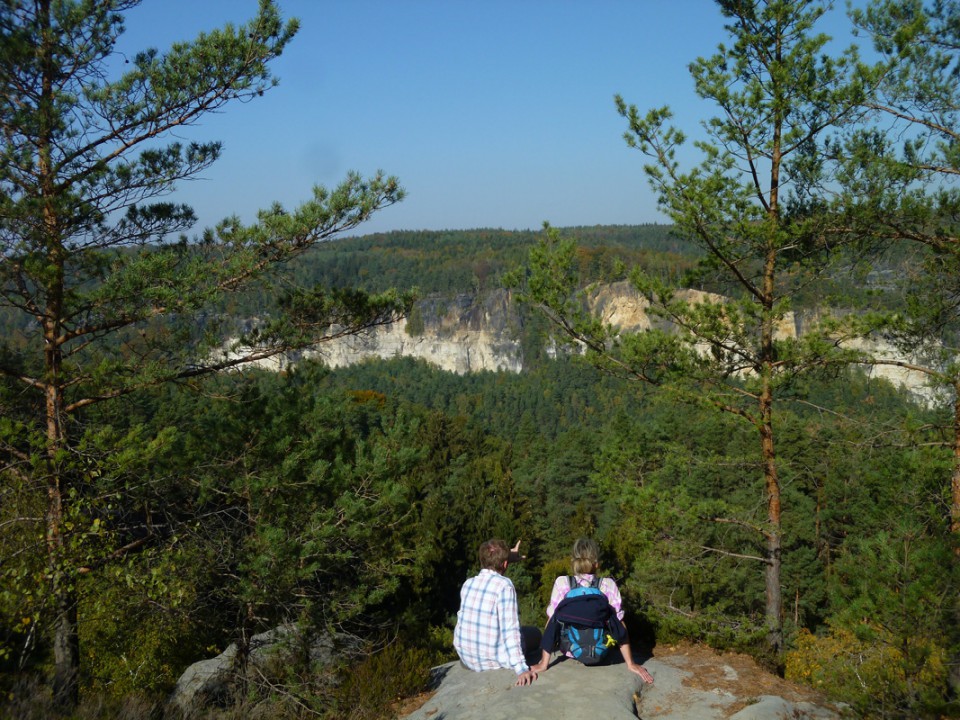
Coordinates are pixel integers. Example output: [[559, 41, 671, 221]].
[[453, 569, 528, 675]]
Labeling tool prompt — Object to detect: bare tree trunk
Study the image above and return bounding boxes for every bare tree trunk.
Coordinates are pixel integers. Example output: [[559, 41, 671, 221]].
[[45, 339, 78, 709], [760, 398, 783, 659], [950, 391, 960, 698], [952, 390, 960, 545], [51, 581, 78, 708], [759, 215, 783, 659]]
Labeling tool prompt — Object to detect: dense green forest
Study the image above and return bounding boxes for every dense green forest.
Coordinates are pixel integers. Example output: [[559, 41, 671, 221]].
[[290, 224, 697, 295], [3, 1, 960, 719], [4, 350, 955, 718], [0, 219, 916, 364]]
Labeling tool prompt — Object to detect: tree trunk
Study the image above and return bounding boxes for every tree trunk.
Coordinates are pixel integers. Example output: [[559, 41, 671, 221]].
[[760, 399, 783, 658], [46, 430, 79, 709], [952, 390, 960, 546], [45, 347, 79, 709], [759, 236, 783, 659], [52, 581, 79, 708], [950, 391, 960, 698], [37, 0, 80, 705]]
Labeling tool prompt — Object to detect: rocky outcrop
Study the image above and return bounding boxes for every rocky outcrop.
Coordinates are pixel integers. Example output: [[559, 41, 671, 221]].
[[306, 289, 524, 374], [227, 283, 942, 402], [402, 643, 846, 720], [167, 625, 351, 719], [315, 319, 523, 375]]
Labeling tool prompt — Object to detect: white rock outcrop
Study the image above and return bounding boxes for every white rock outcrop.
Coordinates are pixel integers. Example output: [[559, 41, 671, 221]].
[[218, 283, 945, 405], [312, 316, 523, 375]]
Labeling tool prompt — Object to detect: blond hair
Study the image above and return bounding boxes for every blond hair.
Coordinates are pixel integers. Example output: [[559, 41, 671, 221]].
[[571, 537, 600, 575]]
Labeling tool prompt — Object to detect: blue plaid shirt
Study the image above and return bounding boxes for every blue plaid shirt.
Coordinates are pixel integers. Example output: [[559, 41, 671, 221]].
[[453, 569, 528, 674]]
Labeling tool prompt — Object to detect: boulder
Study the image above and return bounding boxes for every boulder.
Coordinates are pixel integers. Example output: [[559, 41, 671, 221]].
[[402, 642, 846, 720], [166, 624, 340, 719]]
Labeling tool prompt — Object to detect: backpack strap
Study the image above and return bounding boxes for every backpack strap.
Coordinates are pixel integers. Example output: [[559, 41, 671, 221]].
[[569, 575, 605, 590]]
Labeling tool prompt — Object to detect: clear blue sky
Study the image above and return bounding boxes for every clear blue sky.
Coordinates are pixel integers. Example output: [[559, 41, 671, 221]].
[[116, 1, 864, 236]]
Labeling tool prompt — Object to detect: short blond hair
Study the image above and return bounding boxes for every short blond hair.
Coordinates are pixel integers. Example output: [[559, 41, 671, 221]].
[[571, 537, 600, 575]]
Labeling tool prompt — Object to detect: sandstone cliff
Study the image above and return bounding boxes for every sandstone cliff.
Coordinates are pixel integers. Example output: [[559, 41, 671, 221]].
[[314, 289, 524, 374], [226, 282, 938, 403]]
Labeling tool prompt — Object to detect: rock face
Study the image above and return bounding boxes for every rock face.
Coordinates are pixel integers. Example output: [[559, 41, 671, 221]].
[[403, 660, 641, 720], [230, 283, 939, 402], [402, 643, 846, 720], [316, 290, 524, 374]]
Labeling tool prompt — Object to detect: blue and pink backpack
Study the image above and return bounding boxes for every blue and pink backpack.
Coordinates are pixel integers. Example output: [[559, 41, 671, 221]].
[[552, 576, 621, 665]]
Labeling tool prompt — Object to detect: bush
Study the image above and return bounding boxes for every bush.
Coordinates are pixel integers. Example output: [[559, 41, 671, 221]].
[[79, 563, 206, 699], [331, 640, 434, 720], [0, 675, 162, 720], [643, 605, 768, 657], [786, 626, 952, 719]]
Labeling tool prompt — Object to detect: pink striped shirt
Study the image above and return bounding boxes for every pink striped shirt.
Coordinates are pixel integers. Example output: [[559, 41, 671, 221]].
[[545, 573, 625, 621]]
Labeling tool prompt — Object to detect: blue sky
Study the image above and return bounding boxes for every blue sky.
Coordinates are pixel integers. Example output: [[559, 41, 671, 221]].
[[116, 1, 864, 236]]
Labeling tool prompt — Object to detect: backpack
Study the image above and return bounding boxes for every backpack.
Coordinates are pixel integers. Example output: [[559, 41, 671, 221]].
[[553, 576, 617, 665]]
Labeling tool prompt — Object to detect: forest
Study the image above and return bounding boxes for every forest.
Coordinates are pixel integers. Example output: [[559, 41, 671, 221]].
[[2, 1, 960, 719], [4, 325, 955, 719]]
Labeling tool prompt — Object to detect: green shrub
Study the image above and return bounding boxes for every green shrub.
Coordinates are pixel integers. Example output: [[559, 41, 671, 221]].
[[646, 607, 768, 658], [786, 625, 953, 719], [79, 565, 205, 699], [331, 640, 434, 720], [404, 305, 425, 336], [0, 675, 162, 720]]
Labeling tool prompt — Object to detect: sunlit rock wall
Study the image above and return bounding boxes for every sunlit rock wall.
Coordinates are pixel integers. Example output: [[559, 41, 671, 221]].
[[227, 283, 944, 405], [310, 289, 523, 374], [312, 317, 523, 374]]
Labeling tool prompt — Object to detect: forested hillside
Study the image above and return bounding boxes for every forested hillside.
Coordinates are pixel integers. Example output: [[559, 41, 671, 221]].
[[0, 224, 687, 351], [292, 224, 696, 295]]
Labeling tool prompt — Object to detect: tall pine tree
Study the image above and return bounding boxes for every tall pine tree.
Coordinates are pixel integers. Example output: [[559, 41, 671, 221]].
[[515, 0, 869, 659], [0, 0, 407, 707]]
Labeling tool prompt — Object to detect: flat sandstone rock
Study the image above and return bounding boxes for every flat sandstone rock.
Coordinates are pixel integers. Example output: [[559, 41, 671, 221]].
[[403, 658, 642, 720], [403, 645, 844, 720]]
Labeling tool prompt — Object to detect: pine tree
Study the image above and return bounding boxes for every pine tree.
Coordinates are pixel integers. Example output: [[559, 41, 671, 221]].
[[840, 0, 960, 698], [514, 0, 868, 658], [0, 0, 407, 707], [842, 0, 960, 544]]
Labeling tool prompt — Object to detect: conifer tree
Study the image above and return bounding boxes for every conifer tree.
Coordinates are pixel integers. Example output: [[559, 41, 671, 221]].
[[615, 0, 878, 659], [842, 0, 960, 544], [0, 0, 406, 707], [515, 0, 867, 658], [839, 0, 960, 697]]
